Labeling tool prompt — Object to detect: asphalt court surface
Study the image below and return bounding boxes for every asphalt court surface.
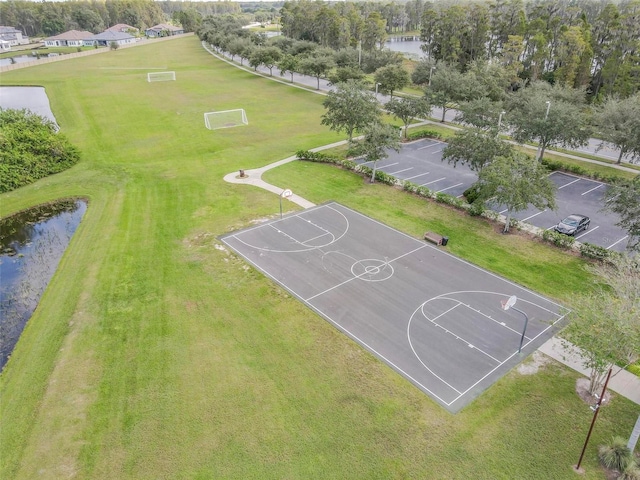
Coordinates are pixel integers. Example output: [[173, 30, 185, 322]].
[[357, 139, 629, 252], [220, 203, 567, 412]]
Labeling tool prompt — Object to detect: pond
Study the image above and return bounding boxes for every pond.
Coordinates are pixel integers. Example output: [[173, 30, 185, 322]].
[[0, 86, 59, 127], [0, 199, 87, 370]]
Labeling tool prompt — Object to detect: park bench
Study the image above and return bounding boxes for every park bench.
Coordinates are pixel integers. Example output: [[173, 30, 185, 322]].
[[424, 232, 447, 246]]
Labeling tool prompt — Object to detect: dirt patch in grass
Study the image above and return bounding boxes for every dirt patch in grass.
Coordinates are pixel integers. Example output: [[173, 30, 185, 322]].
[[575, 377, 612, 406]]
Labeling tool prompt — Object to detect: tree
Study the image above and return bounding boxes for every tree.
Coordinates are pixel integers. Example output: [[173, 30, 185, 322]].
[[475, 152, 557, 232], [358, 123, 402, 183], [443, 128, 514, 172], [594, 95, 640, 165], [411, 58, 436, 86], [374, 64, 410, 100], [561, 255, 640, 395], [321, 80, 381, 143], [278, 54, 298, 83], [109, 41, 119, 51], [328, 66, 365, 85], [249, 46, 282, 75], [385, 97, 431, 139], [506, 82, 591, 161], [299, 53, 335, 90], [455, 97, 505, 132], [425, 63, 469, 122], [603, 176, 640, 252]]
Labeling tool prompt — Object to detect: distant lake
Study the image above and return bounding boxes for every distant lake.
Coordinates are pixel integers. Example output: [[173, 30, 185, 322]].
[[385, 36, 424, 59]]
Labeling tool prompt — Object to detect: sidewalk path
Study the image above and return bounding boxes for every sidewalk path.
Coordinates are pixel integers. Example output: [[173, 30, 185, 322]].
[[224, 147, 640, 406]]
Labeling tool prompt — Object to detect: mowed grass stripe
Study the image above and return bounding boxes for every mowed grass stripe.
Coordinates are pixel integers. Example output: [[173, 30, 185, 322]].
[[0, 36, 637, 480]]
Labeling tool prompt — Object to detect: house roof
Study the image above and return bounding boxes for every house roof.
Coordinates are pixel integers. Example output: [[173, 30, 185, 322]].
[[146, 24, 183, 32], [0, 26, 21, 34], [45, 30, 93, 41], [86, 31, 135, 41], [106, 23, 138, 32]]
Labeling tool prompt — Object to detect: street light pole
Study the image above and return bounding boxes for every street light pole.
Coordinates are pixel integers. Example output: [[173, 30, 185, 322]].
[[375, 82, 381, 97], [536, 101, 551, 161], [497, 110, 506, 137], [574, 367, 613, 473]]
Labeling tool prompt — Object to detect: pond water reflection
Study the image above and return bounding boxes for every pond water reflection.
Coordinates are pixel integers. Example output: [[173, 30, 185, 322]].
[[0, 199, 87, 370]]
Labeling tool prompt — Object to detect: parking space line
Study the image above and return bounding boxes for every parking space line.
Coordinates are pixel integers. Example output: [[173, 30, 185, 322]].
[[418, 143, 443, 150], [607, 236, 628, 250], [581, 184, 604, 196], [386, 167, 413, 175], [421, 177, 446, 186], [575, 225, 599, 239], [522, 210, 547, 221], [558, 179, 580, 189], [405, 172, 430, 180], [499, 209, 508, 214], [361, 161, 399, 168], [437, 183, 463, 193]]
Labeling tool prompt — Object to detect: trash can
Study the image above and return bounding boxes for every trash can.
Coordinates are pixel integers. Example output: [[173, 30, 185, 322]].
[[441, 236, 449, 246]]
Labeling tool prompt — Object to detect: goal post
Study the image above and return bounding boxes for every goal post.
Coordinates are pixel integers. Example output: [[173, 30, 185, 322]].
[[204, 109, 248, 130], [147, 71, 176, 82]]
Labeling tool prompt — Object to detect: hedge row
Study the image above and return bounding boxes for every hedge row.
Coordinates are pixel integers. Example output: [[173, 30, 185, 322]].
[[541, 157, 625, 184]]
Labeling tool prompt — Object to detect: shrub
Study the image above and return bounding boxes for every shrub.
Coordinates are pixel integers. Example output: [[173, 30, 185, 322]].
[[463, 183, 482, 204], [542, 229, 576, 249], [0, 108, 80, 193], [435, 192, 464, 208], [406, 129, 442, 141], [468, 201, 485, 217], [619, 460, 640, 480], [580, 242, 610, 260], [598, 437, 632, 471]]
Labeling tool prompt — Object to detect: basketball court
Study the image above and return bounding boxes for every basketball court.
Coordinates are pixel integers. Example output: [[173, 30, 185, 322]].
[[220, 203, 567, 412]]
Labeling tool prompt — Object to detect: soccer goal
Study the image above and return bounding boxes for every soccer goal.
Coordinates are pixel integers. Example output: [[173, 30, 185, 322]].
[[147, 71, 176, 82], [204, 109, 248, 130]]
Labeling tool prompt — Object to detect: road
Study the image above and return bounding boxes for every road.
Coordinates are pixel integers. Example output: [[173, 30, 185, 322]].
[[205, 44, 637, 166]]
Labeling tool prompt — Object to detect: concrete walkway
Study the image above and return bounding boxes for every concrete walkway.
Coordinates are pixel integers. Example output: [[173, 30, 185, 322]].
[[224, 150, 640, 406]]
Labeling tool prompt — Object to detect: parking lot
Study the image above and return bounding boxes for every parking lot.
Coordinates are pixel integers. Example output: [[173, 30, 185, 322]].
[[354, 138, 630, 253]]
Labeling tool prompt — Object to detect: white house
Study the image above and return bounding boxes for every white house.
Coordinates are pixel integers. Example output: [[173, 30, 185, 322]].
[[0, 39, 11, 52], [0, 26, 29, 46], [44, 30, 93, 47], [83, 31, 135, 47]]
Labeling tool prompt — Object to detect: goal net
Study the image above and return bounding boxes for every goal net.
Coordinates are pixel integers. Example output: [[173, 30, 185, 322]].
[[147, 71, 176, 82], [204, 109, 248, 130]]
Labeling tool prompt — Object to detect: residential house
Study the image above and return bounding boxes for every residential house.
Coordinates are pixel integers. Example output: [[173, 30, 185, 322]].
[[106, 24, 139, 35], [0, 26, 29, 46], [83, 31, 135, 47], [43, 30, 93, 47], [145, 24, 184, 38]]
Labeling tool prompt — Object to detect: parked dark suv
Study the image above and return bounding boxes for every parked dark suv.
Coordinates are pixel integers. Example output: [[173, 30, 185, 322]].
[[554, 214, 590, 236]]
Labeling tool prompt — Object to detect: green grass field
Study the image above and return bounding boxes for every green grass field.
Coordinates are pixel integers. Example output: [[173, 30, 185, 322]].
[[0, 36, 637, 480]]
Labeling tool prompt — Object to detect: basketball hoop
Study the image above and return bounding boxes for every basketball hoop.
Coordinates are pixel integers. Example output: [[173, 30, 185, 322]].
[[501, 295, 517, 311], [279, 189, 293, 219]]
